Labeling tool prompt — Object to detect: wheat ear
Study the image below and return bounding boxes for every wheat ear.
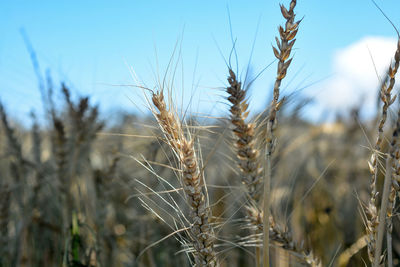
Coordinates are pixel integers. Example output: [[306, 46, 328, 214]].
[[264, 1, 300, 266], [226, 68, 263, 266], [227, 69, 262, 201], [226, 69, 319, 266], [152, 91, 217, 267], [366, 38, 399, 266], [372, 38, 400, 267]]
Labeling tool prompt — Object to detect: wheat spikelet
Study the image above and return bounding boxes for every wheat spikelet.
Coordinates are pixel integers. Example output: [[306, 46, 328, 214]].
[[152, 91, 217, 267]]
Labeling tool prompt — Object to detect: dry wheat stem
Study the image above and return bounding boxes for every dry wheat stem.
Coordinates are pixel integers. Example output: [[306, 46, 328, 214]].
[[264, 1, 300, 266], [337, 235, 367, 267], [152, 91, 217, 267]]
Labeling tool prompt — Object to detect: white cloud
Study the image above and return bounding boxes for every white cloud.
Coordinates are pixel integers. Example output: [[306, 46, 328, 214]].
[[314, 36, 398, 118]]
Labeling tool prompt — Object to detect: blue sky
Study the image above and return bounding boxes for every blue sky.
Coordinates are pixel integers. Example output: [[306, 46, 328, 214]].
[[1, 0, 400, 124]]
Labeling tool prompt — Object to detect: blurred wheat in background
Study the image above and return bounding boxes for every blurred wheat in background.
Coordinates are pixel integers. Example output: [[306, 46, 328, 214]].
[[2, 0, 400, 266]]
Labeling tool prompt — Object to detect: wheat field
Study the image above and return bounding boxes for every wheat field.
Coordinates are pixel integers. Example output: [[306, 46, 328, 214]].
[[1, 0, 400, 266]]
